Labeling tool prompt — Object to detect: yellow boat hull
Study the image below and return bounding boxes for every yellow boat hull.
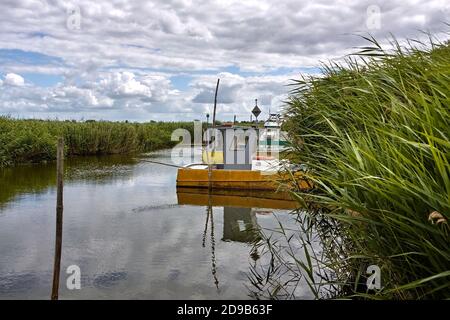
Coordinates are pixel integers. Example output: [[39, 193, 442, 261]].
[[176, 168, 312, 191]]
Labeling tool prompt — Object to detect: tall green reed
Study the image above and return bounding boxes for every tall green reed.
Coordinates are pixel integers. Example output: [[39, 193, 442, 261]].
[[0, 118, 194, 167], [280, 36, 450, 299]]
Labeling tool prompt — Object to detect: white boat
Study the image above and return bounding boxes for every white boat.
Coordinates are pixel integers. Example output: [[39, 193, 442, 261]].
[[258, 113, 289, 153]]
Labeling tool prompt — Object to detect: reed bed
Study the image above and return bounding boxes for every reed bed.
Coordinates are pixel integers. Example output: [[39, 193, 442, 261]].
[[275, 36, 450, 299], [0, 117, 194, 167]]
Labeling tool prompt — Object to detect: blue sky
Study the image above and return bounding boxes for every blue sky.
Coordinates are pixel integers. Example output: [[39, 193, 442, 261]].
[[0, 0, 448, 121], [0, 49, 64, 84]]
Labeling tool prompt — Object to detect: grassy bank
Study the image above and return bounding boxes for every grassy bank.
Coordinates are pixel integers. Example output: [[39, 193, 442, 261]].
[[283, 37, 450, 299], [0, 117, 194, 167]]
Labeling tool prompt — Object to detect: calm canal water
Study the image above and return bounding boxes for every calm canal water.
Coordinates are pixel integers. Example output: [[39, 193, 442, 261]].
[[0, 150, 316, 299]]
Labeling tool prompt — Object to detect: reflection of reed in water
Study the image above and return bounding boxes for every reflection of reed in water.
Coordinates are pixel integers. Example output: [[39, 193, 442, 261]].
[[0, 163, 56, 206], [0, 155, 137, 207], [202, 203, 266, 290]]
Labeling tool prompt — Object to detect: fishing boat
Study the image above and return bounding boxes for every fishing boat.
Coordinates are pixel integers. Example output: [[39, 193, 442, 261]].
[[176, 125, 312, 191], [258, 113, 289, 153]]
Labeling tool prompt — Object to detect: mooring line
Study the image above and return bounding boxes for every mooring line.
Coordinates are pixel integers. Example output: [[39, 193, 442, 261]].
[[138, 159, 186, 168]]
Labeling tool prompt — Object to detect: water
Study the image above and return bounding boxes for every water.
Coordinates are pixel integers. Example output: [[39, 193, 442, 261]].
[[0, 150, 314, 299]]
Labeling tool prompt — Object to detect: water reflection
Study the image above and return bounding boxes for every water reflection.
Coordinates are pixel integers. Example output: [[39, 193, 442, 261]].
[[0, 150, 309, 299], [205, 205, 219, 289], [0, 155, 137, 208], [177, 187, 300, 291], [0, 162, 55, 207], [93, 271, 128, 289], [222, 207, 259, 243]]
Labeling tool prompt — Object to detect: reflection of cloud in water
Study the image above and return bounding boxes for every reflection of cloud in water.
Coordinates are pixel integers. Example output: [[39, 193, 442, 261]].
[[92, 271, 128, 289], [0, 272, 41, 294], [132, 203, 178, 213], [0, 271, 52, 298]]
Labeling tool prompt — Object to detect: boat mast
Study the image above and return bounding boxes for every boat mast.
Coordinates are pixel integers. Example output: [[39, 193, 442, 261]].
[[208, 78, 220, 192]]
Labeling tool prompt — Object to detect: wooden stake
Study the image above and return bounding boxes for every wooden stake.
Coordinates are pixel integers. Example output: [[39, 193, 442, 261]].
[[51, 137, 64, 300]]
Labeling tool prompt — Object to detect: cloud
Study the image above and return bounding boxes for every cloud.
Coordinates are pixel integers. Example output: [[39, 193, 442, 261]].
[[0, 69, 295, 120], [50, 85, 114, 109], [4, 73, 25, 86], [0, 0, 448, 120], [190, 72, 295, 118], [0, 70, 188, 116], [1, 0, 447, 72], [192, 73, 244, 104], [98, 72, 152, 98]]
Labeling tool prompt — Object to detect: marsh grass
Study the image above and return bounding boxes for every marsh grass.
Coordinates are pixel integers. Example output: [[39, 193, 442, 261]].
[[258, 36, 450, 299], [0, 118, 194, 167]]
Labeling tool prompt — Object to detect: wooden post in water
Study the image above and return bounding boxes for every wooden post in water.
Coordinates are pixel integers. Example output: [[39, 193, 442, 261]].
[[51, 137, 64, 300]]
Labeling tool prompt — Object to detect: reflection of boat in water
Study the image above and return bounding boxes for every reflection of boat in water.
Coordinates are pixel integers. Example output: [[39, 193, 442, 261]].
[[222, 207, 260, 243], [178, 185, 299, 289], [177, 187, 299, 210], [177, 187, 298, 245]]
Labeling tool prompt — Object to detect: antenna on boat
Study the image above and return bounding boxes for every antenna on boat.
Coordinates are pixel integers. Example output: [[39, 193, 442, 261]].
[[212, 79, 220, 128], [208, 78, 220, 192]]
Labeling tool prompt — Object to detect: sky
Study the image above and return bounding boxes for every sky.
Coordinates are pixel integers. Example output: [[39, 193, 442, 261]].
[[0, 0, 448, 122]]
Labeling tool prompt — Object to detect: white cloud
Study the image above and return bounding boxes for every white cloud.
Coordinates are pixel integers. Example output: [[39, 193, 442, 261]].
[[1, 0, 447, 72], [0, 0, 448, 120], [98, 72, 152, 98], [0, 68, 296, 120], [51, 85, 114, 109], [4, 73, 25, 86], [190, 72, 297, 119], [0, 70, 183, 116]]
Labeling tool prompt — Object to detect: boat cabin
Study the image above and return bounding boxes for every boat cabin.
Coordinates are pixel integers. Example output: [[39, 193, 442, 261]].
[[205, 126, 260, 170]]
